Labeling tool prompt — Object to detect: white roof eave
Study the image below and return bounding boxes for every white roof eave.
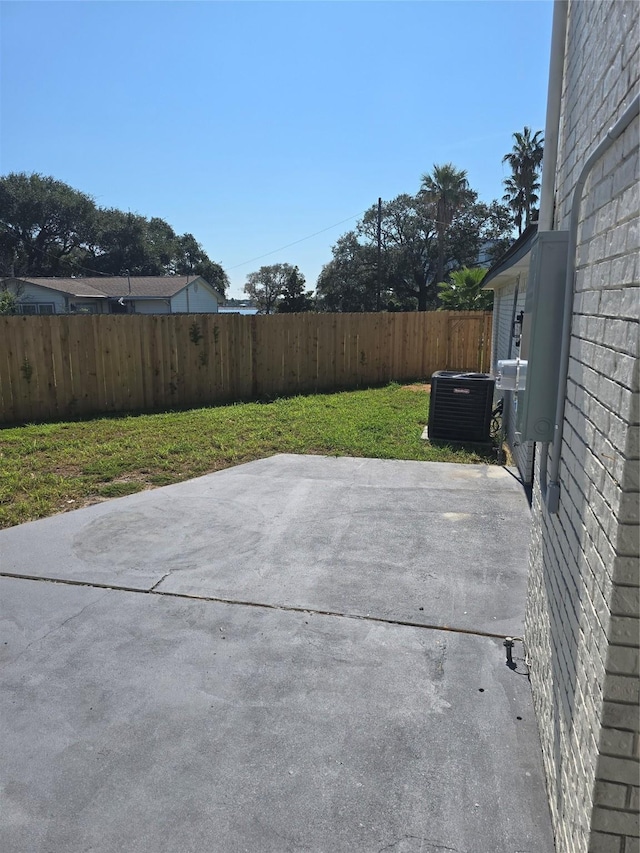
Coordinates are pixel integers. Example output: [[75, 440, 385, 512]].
[[482, 251, 532, 290]]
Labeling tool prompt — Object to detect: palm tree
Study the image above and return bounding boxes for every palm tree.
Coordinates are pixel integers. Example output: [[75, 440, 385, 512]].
[[501, 176, 527, 236], [420, 163, 475, 288], [502, 127, 544, 235], [437, 266, 493, 311]]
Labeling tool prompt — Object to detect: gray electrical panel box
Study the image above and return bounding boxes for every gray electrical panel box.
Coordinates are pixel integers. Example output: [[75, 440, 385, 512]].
[[515, 230, 569, 443]]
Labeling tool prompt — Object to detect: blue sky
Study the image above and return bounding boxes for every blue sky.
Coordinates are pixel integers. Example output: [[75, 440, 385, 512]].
[[0, 1, 553, 298]]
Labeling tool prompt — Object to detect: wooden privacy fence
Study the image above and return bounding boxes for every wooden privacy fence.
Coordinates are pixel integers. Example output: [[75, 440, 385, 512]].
[[0, 311, 492, 424]]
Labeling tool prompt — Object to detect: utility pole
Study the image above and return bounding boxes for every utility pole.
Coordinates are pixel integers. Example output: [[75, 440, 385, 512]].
[[376, 197, 382, 312]]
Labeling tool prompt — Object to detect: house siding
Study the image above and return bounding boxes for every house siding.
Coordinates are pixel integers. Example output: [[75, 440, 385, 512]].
[[169, 280, 219, 314], [3, 279, 68, 314], [1, 277, 220, 315], [491, 276, 535, 483], [132, 299, 170, 315], [525, 4, 639, 853]]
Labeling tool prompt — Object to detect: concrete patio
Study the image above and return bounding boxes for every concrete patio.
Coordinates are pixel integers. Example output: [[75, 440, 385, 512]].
[[0, 454, 555, 852]]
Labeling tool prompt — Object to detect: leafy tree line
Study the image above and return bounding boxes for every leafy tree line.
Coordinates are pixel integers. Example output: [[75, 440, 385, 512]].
[[243, 183, 510, 315], [243, 126, 543, 313], [1, 125, 542, 313], [243, 263, 314, 314], [315, 179, 512, 313], [0, 173, 229, 294]]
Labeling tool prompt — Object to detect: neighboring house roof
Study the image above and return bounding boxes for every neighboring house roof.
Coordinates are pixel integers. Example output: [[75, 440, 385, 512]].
[[481, 224, 538, 290], [6, 277, 107, 298], [6, 276, 222, 300]]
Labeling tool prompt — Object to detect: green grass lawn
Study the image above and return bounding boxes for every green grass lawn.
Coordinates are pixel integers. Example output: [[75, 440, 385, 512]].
[[0, 383, 497, 529]]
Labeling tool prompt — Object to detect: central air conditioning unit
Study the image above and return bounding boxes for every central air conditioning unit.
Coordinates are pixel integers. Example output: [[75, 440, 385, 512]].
[[428, 371, 495, 443]]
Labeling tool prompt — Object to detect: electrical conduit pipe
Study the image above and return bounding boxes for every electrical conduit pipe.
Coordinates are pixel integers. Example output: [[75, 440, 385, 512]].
[[534, 0, 568, 504]]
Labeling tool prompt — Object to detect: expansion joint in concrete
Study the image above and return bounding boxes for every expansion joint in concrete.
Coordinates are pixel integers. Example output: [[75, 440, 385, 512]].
[[0, 571, 512, 641]]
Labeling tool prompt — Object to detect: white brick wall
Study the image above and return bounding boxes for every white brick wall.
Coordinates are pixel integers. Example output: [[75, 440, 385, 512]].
[[525, 2, 639, 852]]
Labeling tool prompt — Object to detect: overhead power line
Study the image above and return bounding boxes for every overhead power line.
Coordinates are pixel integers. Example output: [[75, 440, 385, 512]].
[[1, 206, 371, 279], [227, 212, 365, 270]]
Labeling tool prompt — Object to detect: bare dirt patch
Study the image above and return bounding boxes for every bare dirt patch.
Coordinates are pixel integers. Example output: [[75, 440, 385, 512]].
[[52, 465, 83, 477], [401, 383, 431, 393]]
